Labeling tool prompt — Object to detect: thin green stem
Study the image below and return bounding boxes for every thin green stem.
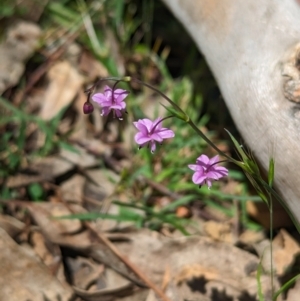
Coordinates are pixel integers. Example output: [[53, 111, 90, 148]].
[[187, 119, 240, 164], [112, 80, 122, 103], [260, 181, 300, 233], [269, 195, 274, 296], [85, 77, 123, 91], [129, 78, 185, 114], [150, 115, 174, 133]]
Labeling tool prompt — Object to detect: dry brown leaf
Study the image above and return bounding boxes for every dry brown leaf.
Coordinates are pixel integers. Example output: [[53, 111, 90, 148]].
[[28, 202, 91, 248], [84, 169, 120, 205], [239, 229, 265, 245], [39, 60, 83, 120], [165, 281, 210, 301], [203, 220, 233, 243], [60, 144, 99, 168], [273, 229, 300, 276], [253, 239, 273, 273], [29, 202, 82, 233], [78, 50, 108, 82], [116, 230, 274, 301], [87, 243, 146, 287], [145, 290, 159, 301], [0, 214, 25, 237], [31, 229, 62, 263], [6, 155, 74, 188], [6, 173, 46, 188], [175, 264, 219, 284], [65, 256, 104, 289], [60, 174, 85, 203], [0, 21, 41, 94], [246, 200, 292, 228], [115, 289, 150, 301], [0, 228, 73, 301], [26, 201, 146, 286], [73, 268, 134, 301]]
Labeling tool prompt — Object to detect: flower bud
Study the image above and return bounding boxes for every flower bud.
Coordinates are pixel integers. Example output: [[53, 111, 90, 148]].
[[83, 102, 94, 114]]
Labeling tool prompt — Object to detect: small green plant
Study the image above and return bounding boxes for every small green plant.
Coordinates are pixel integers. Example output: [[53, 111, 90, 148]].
[[28, 183, 44, 201], [0, 0, 27, 18], [59, 200, 191, 235], [0, 96, 75, 195]]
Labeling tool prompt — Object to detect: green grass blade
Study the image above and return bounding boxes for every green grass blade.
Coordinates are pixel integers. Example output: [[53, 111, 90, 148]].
[[273, 274, 300, 301], [256, 260, 265, 301]]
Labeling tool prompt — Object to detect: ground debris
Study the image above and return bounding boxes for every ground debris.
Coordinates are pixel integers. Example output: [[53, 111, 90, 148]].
[[0, 228, 73, 301], [0, 21, 41, 94]]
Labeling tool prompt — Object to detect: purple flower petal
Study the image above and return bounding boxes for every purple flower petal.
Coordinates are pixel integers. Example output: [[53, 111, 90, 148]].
[[150, 133, 164, 143], [91, 86, 129, 119], [209, 155, 219, 165], [157, 128, 175, 139], [188, 164, 204, 172], [196, 154, 210, 166], [92, 93, 111, 105], [189, 154, 228, 188], [133, 117, 174, 153], [150, 141, 156, 153], [206, 180, 212, 188], [152, 117, 163, 129], [206, 170, 223, 180], [114, 89, 129, 103], [115, 110, 123, 119], [214, 166, 228, 174], [101, 107, 111, 116], [142, 119, 156, 132], [135, 132, 151, 145], [192, 173, 207, 185], [133, 121, 149, 135]]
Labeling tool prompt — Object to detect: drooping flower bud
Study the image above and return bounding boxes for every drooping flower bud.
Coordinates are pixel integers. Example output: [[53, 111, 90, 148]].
[[83, 102, 94, 114]]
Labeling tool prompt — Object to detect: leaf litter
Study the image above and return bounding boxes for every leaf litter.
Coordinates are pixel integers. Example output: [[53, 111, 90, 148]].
[[0, 6, 300, 301]]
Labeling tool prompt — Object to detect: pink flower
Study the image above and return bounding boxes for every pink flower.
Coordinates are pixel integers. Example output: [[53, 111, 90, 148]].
[[92, 85, 129, 119], [133, 117, 175, 153], [188, 155, 228, 188]]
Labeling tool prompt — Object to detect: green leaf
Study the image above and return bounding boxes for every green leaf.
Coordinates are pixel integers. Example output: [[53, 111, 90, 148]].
[[245, 174, 269, 205], [28, 183, 44, 201], [160, 195, 196, 213], [268, 158, 275, 188], [58, 141, 79, 153], [225, 129, 248, 162], [0, 186, 11, 200], [256, 260, 265, 301], [273, 274, 300, 301], [56, 212, 143, 224], [160, 103, 189, 122]]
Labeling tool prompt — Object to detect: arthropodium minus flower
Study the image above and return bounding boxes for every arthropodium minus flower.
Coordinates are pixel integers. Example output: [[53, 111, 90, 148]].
[[133, 117, 175, 153], [83, 101, 94, 114], [188, 154, 228, 189], [92, 85, 129, 120]]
